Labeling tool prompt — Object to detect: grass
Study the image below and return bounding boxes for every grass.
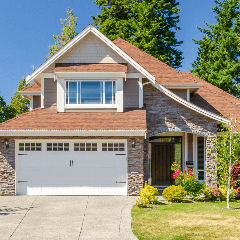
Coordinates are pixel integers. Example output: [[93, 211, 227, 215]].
[[132, 201, 240, 240]]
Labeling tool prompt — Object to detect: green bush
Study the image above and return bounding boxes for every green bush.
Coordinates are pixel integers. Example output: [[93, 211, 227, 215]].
[[136, 181, 159, 207], [162, 185, 187, 202], [203, 186, 237, 201], [219, 186, 238, 201]]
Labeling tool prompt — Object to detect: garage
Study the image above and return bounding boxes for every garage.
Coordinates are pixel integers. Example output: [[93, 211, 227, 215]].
[[16, 140, 127, 195]]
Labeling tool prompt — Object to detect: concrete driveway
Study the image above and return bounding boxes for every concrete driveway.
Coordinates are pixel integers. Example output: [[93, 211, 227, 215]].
[[0, 196, 139, 240]]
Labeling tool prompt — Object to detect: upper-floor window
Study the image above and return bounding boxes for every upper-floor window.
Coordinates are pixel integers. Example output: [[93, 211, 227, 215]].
[[66, 80, 116, 105]]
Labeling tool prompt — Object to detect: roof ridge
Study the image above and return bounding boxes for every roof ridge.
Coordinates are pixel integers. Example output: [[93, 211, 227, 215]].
[[113, 37, 182, 76]]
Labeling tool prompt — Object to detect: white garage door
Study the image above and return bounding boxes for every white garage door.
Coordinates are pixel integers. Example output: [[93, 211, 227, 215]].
[[16, 140, 127, 195]]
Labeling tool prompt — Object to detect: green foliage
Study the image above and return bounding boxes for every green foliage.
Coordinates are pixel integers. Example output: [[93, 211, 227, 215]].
[[47, 7, 78, 59], [135, 181, 159, 207], [191, 0, 240, 97], [92, 0, 183, 69], [203, 186, 237, 201], [10, 77, 30, 116], [162, 185, 187, 202], [171, 162, 205, 198], [0, 96, 16, 123]]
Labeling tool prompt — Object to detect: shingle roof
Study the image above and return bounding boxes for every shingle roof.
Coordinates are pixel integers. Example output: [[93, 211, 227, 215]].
[[54, 63, 127, 73], [0, 108, 147, 131], [20, 83, 41, 92], [113, 37, 240, 124]]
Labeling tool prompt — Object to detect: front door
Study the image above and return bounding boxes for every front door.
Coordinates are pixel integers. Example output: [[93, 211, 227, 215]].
[[151, 143, 175, 185]]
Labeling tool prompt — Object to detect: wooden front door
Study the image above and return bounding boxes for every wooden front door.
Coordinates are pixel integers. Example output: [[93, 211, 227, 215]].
[[151, 143, 175, 185]]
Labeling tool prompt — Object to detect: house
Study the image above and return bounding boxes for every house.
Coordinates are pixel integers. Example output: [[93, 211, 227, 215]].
[[0, 25, 239, 196]]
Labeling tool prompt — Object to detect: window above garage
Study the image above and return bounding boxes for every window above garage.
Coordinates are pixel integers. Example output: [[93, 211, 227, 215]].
[[66, 80, 116, 106]]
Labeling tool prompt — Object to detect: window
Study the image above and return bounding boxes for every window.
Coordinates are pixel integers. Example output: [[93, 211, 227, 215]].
[[47, 143, 69, 151], [74, 143, 97, 151], [197, 137, 205, 180], [102, 143, 125, 151], [19, 143, 42, 151], [66, 80, 116, 105]]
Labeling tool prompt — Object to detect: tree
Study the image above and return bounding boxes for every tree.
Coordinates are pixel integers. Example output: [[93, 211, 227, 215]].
[[191, 0, 240, 97], [8, 77, 30, 116], [46, 7, 78, 59], [212, 117, 240, 208], [0, 96, 16, 123], [92, 0, 183, 69]]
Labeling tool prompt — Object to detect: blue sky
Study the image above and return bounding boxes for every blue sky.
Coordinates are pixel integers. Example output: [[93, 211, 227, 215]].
[[0, 0, 216, 104]]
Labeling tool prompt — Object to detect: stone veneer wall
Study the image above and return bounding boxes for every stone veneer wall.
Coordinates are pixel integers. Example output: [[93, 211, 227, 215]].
[[143, 85, 217, 187], [0, 139, 15, 195], [0, 136, 145, 196]]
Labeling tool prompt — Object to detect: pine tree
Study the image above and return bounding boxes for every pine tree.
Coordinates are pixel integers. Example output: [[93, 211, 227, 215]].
[[0, 96, 16, 123], [10, 77, 30, 115], [46, 7, 78, 59], [92, 0, 183, 69], [191, 0, 240, 97]]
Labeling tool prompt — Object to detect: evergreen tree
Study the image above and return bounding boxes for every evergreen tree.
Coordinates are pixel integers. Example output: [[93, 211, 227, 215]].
[[0, 96, 16, 123], [191, 0, 240, 97], [92, 0, 183, 69], [47, 7, 78, 59], [10, 77, 30, 116]]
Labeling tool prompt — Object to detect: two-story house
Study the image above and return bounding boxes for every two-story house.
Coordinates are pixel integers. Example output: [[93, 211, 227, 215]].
[[0, 25, 239, 196]]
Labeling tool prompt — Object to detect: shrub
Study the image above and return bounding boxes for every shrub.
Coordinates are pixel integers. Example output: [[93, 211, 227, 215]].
[[135, 181, 159, 207], [231, 159, 240, 195], [203, 186, 238, 201], [219, 186, 238, 201], [171, 162, 205, 199], [162, 185, 187, 202]]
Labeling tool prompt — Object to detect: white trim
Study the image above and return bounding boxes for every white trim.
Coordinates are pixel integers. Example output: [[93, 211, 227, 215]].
[[55, 72, 126, 79], [185, 132, 188, 169], [41, 78, 44, 108], [29, 96, 33, 111], [126, 73, 144, 78], [151, 81, 231, 124], [38, 73, 54, 79], [18, 91, 41, 95], [0, 130, 146, 137], [26, 25, 155, 84], [162, 84, 202, 89], [187, 88, 190, 102], [139, 77, 143, 108]]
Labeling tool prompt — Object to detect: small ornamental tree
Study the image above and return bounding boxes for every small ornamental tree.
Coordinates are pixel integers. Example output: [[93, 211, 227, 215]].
[[211, 116, 240, 208], [46, 7, 78, 59]]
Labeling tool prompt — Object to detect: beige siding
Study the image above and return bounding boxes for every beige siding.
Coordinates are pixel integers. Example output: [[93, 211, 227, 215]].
[[123, 78, 139, 108], [44, 78, 57, 109], [33, 96, 41, 109], [171, 89, 187, 100], [57, 33, 127, 64], [188, 133, 193, 162]]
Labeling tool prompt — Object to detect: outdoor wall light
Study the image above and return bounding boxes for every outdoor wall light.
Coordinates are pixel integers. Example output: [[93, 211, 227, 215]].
[[132, 138, 135, 148], [4, 139, 9, 149]]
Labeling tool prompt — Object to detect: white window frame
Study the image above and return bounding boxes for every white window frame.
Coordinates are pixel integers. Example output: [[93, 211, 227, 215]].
[[64, 79, 117, 109]]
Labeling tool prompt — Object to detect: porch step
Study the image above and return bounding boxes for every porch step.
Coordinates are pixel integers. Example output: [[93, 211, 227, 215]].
[[153, 185, 170, 195]]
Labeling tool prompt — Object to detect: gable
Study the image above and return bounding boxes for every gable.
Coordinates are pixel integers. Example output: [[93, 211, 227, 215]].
[[56, 32, 127, 64]]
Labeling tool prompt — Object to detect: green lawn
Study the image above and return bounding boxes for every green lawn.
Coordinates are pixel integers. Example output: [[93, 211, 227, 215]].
[[132, 201, 240, 240]]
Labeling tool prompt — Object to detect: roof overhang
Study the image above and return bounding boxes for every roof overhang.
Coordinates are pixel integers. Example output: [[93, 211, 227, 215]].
[[162, 84, 203, 94], [18, 91, 41, 100], [151, 81, 231, 124], [26, 25, 155, 84]]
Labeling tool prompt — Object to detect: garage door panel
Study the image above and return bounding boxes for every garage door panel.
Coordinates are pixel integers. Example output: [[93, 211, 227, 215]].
[[16, 140, 127, 195]]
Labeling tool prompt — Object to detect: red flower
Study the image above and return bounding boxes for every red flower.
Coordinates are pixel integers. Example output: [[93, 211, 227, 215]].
[[173, 173, 177, 179], [183, 169, 186, 171], [189, 172, 193, 175], [176, 176, 179, 179]]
